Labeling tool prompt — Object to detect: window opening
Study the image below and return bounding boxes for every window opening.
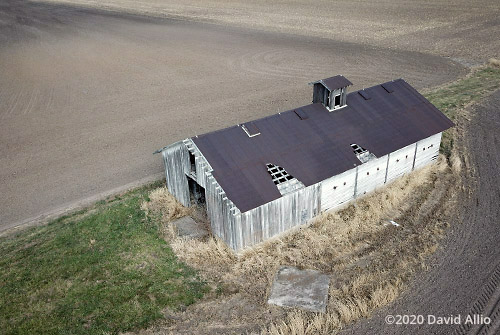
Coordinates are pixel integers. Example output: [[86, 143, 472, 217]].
[[334, 94, 341, 107]]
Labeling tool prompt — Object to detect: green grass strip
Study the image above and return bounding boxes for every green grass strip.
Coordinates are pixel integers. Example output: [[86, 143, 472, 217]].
[[424, 66, 500, 156], [0, 182, 208, 335]]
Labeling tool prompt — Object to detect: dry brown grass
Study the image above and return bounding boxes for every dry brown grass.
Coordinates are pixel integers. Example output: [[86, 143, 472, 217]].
[[140, 155, 456, 334], [141, 187, 191, 239], [489, 58, 500, 67]]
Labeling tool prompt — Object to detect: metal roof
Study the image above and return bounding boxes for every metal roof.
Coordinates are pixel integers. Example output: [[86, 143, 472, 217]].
[[310, 75, 353, 91], [192, 79, 454, 213]]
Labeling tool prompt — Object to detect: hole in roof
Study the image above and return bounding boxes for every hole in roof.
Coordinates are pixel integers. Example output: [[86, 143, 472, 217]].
[[266, 163, 293, 185], [351, 143, 377, 163], [351, 143, 367, 155], [266, 163, 305, 196]]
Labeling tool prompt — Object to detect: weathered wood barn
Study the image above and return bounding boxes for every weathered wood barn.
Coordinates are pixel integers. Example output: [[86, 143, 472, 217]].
[[158, 75, 454, 250]]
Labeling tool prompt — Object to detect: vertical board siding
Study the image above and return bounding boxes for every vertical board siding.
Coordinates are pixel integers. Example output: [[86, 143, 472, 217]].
[[205, 173, 238, 247], [185, 140, 238, 246], [414, 133, 441, 170], [355, 155, 388, 196], [162, 141, 190, 207], [321, 168, 357, 211], [238, 183, 320, 250], [386, 143, 416, 183]]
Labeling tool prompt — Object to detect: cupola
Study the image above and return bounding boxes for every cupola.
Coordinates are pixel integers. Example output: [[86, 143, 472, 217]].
[[310, 75, 352, 111]]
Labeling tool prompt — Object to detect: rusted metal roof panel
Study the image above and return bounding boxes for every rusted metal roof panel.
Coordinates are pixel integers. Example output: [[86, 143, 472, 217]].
[[192, 79, 454, 213]]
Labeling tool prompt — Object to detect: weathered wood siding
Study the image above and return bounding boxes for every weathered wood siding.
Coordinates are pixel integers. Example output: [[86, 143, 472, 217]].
[[235, 183, 320, 250], [182, 139, 241, 247], [321, 168, 356, 211], [319, 133, 442, 215], [313, 84, 326, 104], [204, 173, 240, 247], [386, 143, 416, 183], [414, 133, 441, 170], [356, 154, 389, 196], [162, 141, 190, 207], [204, 168, 320, 250]]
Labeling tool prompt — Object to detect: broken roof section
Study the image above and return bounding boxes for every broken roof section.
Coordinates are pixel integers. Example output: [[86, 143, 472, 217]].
[[310, 75, 353, 91], [192, 79, 454, 213]]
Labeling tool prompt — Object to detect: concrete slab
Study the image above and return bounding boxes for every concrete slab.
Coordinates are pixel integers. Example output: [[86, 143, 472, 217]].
[[268, 266, 330, 312], [171, 216, 209, 239]]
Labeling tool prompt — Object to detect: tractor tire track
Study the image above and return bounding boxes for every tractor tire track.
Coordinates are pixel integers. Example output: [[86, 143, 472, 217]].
[[455, 265, 500, 335]]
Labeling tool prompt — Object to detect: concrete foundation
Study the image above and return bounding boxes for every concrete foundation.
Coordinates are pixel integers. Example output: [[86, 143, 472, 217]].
[[171, 216, 209, 239], [268, 266, 330, 312]]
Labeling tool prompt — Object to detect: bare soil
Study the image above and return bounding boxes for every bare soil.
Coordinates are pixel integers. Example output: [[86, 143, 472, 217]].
[[0, 0, 468, 230], [33, 0, 500, 62]]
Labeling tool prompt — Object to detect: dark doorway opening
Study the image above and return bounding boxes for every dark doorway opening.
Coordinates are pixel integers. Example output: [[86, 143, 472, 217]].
[[187, 176, 206, 206], [334, 94, 341, 107], [189, 151, 196, 174]]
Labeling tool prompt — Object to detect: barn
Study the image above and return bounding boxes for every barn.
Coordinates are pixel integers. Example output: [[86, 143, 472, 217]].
[[158, 75, 454, 250]]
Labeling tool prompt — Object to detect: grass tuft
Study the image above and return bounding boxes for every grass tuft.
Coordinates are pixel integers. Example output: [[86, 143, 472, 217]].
[[489, 58, 500, 68]]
